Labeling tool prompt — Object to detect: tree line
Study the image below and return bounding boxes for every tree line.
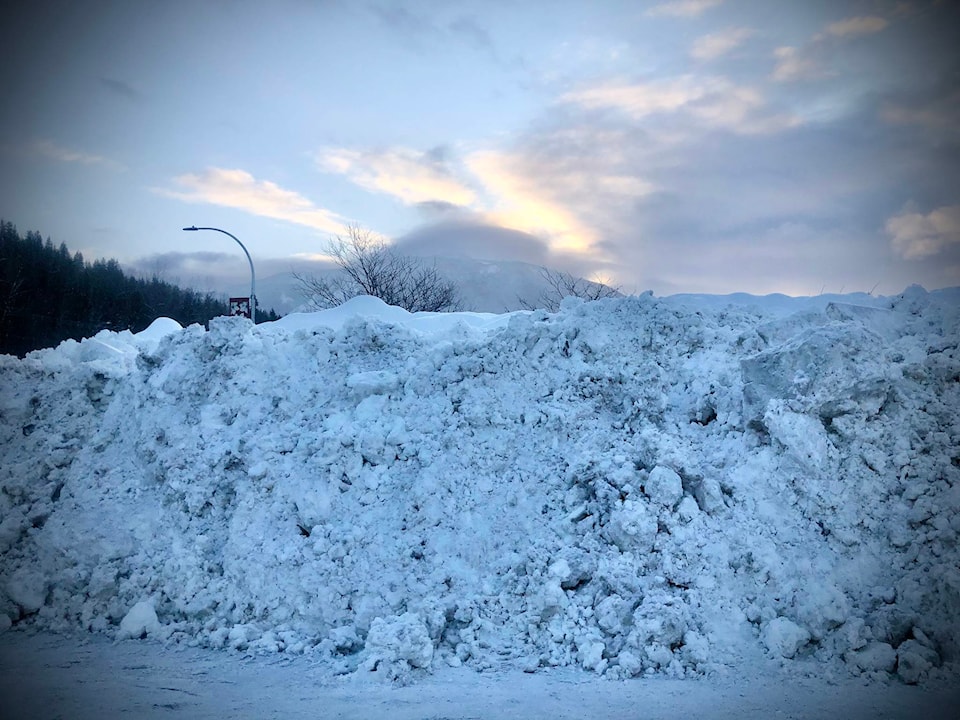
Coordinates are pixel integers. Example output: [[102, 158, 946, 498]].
[[0, 221, 279, 357]]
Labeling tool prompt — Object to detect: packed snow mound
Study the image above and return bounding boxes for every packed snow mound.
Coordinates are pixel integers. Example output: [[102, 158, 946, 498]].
[[1, 287, 958, 685], [274, 294, 512, 337]]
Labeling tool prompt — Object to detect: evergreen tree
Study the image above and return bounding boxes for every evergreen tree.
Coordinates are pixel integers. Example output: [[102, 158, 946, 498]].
[[0, 222, 281, 356]]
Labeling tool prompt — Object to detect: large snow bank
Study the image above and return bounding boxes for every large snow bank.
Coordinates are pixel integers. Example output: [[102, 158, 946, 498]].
[[1, 289, 957, 684]]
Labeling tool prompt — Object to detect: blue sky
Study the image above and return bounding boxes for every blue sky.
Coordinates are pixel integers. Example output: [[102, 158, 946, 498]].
[[2, 0, 958, 297]]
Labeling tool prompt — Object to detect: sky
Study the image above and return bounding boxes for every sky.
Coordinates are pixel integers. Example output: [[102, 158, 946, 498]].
[[2, 0, 959, 298]]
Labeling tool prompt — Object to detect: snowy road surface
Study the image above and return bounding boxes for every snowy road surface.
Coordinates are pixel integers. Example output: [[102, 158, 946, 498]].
[[1, 631, 958, 720]]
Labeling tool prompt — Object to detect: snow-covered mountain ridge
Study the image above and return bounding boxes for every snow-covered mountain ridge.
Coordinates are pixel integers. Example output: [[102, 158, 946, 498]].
[[0, 286, 957, 685]]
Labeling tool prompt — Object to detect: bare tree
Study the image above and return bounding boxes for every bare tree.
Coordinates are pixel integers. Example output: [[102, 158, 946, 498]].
[[519, 266, 622, 312], [294, 225, 461, 313]]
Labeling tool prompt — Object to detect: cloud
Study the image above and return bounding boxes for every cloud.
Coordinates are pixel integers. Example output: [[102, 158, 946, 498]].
[[825, 16, 888, 38], [592, 175, 657, 196], [530, 102, 928, 293], [32, 139, 122, 169], [645, 0, 722, 18], [435, 123, 663, 278], [771, 46, 824, 82], [563, 78, 701, 117], [465, 150, 599, 255], [886, 205, 960, 259], [415, 200, 467, 216], [561, 76, 800, 134], [318, 147, 477, 207], [690, 27, 753, 61], [157, 168, 348, 234], [773, 15, 888, 83], [318, 140, 653, 259], [636, 221, 898, 296], [393, 219, 616, 287], [394, 220, 553, 265]]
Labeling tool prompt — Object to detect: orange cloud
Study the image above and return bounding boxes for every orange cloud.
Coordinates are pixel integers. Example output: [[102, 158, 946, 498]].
[[465, 151, 600, 256]]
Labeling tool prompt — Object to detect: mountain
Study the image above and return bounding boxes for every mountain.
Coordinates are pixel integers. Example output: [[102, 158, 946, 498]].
[[254, 257, 619, 316]]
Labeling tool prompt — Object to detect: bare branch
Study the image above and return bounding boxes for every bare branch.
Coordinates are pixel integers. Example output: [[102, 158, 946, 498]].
[[518, 267, 622, 312], [294, 225, 461, 313]]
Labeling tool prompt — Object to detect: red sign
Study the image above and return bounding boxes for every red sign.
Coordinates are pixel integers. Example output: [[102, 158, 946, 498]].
[[229, 297, 251, 318]]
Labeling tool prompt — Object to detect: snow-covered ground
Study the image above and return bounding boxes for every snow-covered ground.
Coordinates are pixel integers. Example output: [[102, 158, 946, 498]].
[[1, 286, 958, 716], [2, 630, 959, 719]]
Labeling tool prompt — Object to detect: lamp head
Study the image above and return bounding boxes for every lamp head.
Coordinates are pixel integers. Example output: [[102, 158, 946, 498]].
[[182, 226, 198, 231]]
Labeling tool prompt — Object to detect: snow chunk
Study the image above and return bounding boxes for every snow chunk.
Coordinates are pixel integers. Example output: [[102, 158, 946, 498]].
[[117, 600, 161, 641], [606, 498, 658, 552], [845, 642, 897, 674], [274, 294, 513, 339], [645, 466, 683, 508], [764, 406, 831, 471], [761, 618, 810, 659], [5, 568, 46, 615], [688, 475, 725, 515], [362, 613, 434, 680], [677, 496, 700, 522], [896, 640, 940, 684], [346, 370, 399, 397], [577, 637, 607, 672], [0, 512, 27, 555], [793, 583, 850, 640], [134, 317, 182, 344]]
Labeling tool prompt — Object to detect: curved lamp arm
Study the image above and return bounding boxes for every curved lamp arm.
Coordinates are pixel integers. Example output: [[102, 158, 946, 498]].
[[182, 226, 256, 323]]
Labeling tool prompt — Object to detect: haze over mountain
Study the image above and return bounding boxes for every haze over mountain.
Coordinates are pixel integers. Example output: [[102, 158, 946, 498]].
[[127, 254, 620, 316]]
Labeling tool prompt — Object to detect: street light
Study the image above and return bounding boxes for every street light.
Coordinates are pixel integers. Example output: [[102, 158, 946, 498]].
[[182, 226, 257, 324]]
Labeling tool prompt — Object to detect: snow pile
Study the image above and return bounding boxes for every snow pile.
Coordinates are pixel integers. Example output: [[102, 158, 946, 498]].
[[1, 289, 958, 685]]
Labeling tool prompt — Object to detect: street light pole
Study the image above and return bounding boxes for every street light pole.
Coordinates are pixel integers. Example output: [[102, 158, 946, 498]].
[[182, 226, 257, 323]]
